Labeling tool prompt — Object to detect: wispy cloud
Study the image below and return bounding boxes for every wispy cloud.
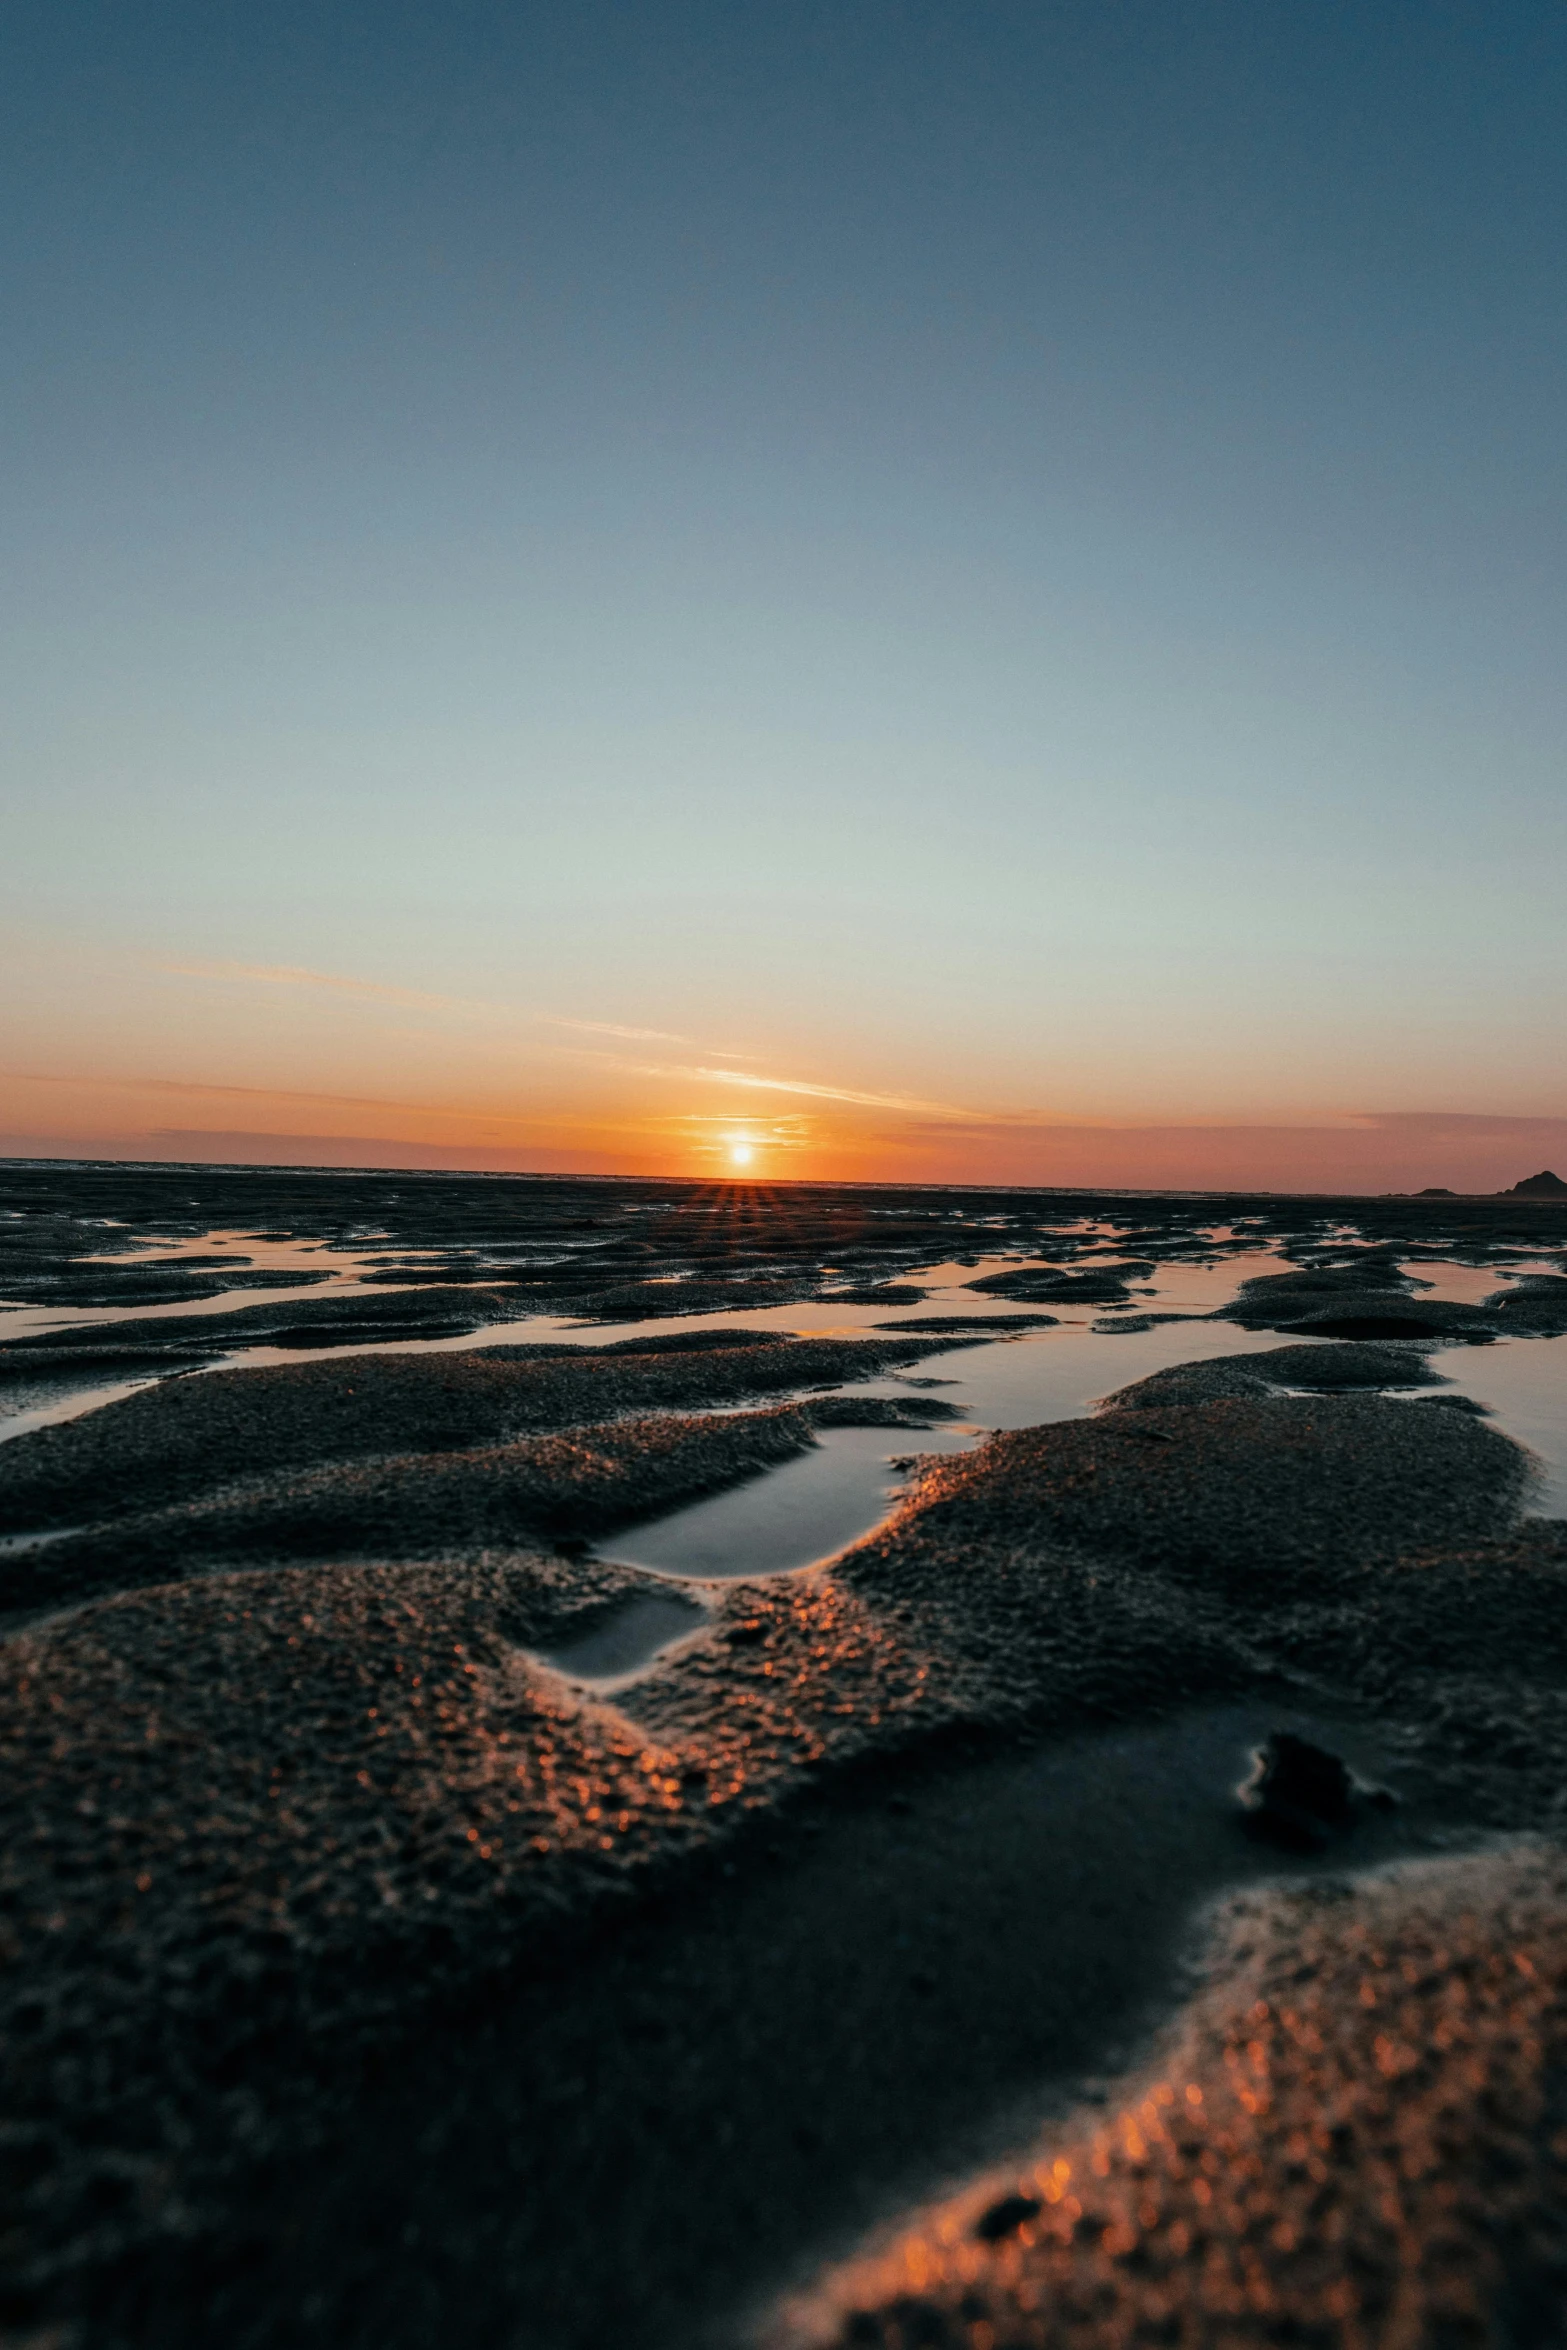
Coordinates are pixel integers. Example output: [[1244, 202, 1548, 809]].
[[158, 956, 974, 1110], [160, 961, 461, 1014], [889, 1109, 1567, 1147], [1345, 1110, 1567, 1135], [159, 958, 709, 1051], [654, 1110, 819, 1155], [552, 1014, 715, 1046], [557, 1047, 976, 1118], [685, 1063, 972, 1115], [9, 1070, 560, 1128]]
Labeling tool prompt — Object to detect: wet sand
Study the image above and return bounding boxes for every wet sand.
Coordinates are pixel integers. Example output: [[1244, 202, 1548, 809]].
[[2, 1162, 1566, 2348], [780, 1845, 1567, 2350]]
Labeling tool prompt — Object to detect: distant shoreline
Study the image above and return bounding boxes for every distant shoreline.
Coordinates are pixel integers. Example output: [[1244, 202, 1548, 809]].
[[2, 1150, 1565, 1207]]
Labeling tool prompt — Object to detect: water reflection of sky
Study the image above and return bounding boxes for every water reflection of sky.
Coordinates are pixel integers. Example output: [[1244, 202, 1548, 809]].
[[3, 1228, 1564, 1553]]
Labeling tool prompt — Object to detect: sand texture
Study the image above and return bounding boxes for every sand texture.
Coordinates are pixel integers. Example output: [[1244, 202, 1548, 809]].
[[782, 1847, 1567, 2350], [1, 1164, 1566, 2347]]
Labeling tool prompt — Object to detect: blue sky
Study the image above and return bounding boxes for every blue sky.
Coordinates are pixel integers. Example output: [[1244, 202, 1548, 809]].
[[4, 1, 1565, 1184]]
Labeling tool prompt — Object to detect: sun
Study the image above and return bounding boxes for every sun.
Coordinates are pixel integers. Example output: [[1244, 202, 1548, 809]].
[[728, 1142, 754, 1168]]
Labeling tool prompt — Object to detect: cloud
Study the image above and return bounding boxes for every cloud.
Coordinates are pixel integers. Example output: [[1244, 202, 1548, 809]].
[[865, 1107, 1567, 1196], [136, 1132, 638, 1174], [680, 1062, 972, 1115], [890, 1107, 1567, 1146], [556, 1048, 975, 1118], [1345, 1110, 1567, 1136], [159, 961, 460, 1013], [159, 959, 998, 1110], [552, 1016, 709, 1045], [158, 958, 708, 1050], [7, 1070, 559, 1128]]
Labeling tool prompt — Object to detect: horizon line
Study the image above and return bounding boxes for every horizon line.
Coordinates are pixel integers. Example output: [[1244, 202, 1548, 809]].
[[0, 1148, 1559, 1206]]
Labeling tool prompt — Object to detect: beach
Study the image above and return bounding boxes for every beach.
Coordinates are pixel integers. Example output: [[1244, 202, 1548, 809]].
[[4, 1160, 1567, 2347]]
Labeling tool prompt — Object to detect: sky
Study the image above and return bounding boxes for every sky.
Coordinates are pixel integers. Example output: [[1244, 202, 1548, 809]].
[[4, 0, 1566, 1192]]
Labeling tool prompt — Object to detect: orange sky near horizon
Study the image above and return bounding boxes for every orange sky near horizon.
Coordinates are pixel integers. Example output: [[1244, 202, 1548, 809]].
[[5, 953, 1565, 1197]]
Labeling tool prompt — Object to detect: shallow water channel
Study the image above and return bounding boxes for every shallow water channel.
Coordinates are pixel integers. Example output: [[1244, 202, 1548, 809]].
[[4, 1231, 1565, 1634], [594, 1257, 1567, 1594]]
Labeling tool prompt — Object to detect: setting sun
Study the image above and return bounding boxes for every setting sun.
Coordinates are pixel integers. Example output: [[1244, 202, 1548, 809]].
[[728, 1142, 754, 1168]]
